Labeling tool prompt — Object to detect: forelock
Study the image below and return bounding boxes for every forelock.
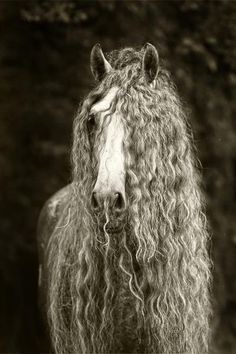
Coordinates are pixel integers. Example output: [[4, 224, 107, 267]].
[[106, 47, 143, 69]]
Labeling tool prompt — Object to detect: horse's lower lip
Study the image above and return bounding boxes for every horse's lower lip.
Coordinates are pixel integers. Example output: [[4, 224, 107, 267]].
[[100, 225, 124, 233], [106, 227, 123, 233]]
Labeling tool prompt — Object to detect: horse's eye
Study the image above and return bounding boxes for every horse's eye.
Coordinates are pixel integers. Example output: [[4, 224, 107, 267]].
[[87, 114, 96, 132]]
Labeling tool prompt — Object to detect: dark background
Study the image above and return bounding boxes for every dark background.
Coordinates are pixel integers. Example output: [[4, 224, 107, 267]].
[[0, 1, 235, 353]]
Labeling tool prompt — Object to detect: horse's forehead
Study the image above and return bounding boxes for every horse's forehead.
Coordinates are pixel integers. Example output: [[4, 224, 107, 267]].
[[91, 87, 119, 114]]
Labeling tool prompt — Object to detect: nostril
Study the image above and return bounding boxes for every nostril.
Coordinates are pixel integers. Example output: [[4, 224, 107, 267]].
[[114, 192, 125, 211], [91, 192, 99, 209]]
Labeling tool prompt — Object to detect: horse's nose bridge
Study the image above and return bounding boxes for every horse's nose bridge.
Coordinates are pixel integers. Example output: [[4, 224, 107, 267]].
[[93, 165, 126, 205], [94, 167, 125, 191], [93, 124, 126, 201], [92, 161, 126, 211]]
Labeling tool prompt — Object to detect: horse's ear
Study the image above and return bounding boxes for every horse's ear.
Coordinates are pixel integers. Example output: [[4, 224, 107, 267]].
[[90, 44, 112, 81], [142, 43, 159, 84]]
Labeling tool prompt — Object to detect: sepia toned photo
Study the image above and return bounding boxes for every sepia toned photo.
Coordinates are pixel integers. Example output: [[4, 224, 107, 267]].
[[0, 1, 235, 353]]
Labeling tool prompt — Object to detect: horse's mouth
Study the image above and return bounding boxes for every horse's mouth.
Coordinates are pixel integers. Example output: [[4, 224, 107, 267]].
[[97, 217, 127, 234], [104, 225, 125, 234], [95, 207, 128, 234]]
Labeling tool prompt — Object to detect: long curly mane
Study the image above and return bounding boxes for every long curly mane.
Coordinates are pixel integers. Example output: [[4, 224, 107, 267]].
[[46, 47, 212, 354]]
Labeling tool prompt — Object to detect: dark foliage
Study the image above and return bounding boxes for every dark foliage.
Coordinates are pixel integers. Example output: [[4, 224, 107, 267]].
[[0, 1, 235, 353]]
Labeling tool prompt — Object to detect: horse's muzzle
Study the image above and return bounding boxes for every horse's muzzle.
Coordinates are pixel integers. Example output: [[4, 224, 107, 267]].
[[91, 190, 126, 214]]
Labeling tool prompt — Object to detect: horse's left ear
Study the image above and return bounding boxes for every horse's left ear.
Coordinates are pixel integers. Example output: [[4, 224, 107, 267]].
[[142, 43, 159, 84], [90, 43, 112, 81]]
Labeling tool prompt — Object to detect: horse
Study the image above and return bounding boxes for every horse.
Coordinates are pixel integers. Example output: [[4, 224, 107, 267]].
[[37, 43, 212, 354]]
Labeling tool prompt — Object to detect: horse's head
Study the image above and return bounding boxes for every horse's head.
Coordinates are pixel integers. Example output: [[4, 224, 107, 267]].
[[88, 43, 159, 219]]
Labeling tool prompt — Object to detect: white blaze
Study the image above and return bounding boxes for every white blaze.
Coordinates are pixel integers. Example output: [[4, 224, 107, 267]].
[[91, 87, 125, 196]]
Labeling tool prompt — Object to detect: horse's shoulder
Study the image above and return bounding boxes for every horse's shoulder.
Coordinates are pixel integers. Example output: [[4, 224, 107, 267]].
[[37, 184, 72, 258], [37, 185, 72, 329]]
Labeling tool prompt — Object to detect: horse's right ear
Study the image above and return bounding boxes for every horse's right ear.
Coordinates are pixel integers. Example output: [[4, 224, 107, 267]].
[[90, 44, 112, 81], [142, 43, 159, 84]]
